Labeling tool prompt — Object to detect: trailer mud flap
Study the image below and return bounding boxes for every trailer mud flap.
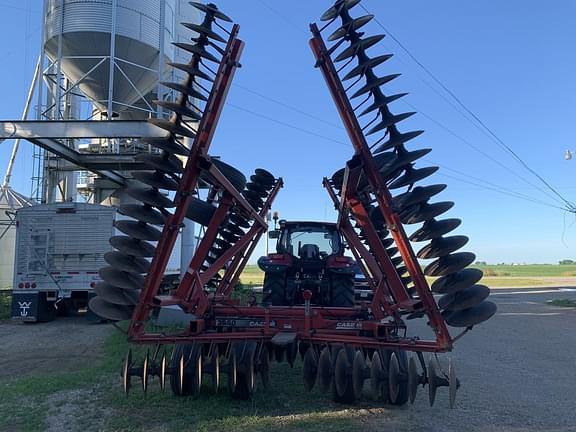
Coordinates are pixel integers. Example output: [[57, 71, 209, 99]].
[[11, 292, 56, 322]]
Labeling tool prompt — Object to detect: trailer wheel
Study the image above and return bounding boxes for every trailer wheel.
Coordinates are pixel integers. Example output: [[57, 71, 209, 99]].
[[262, 273, 287, 306], [331, 274, 354, 307]]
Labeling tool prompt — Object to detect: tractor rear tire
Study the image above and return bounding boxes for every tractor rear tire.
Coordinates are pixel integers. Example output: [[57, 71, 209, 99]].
[[331, 274, 354, 307], [262, 273, 287, 306]]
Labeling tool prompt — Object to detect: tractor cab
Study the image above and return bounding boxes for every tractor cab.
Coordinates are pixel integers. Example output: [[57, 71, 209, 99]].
[[258, 221, 355, 306]]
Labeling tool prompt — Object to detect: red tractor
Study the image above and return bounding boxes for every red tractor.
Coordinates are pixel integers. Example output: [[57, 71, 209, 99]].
[[258, 220, 356, 307]]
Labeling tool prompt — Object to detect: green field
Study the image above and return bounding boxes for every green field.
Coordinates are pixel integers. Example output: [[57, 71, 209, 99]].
[[239, 264, 576, 289]]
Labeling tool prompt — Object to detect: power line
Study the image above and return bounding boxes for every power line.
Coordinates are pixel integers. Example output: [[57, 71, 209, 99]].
[[226, 99, 569, 211], [401, 99, 568, 207], [360, 2, 575, 211], [226, 102, 349, 147], [233, 83, 344, 130]]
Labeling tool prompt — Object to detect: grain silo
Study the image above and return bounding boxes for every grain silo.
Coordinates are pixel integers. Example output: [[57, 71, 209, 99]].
[[0, 186, 32, 289]]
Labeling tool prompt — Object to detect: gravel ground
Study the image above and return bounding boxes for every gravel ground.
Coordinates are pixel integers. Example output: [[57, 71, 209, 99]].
[[1, 289, 575, 431], [0, 317, 113, 379], [366, 287, 576, 432]]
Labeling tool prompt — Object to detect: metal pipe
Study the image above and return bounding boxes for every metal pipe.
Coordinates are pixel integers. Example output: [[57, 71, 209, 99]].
[[2, 56, 41, 188]]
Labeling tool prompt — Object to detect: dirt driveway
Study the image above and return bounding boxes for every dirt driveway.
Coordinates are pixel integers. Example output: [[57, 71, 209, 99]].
[[0, 318, 113, 379]]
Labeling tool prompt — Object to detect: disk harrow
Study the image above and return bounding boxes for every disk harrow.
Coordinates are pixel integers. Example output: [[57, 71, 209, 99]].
[[88, 0, 497, 409]]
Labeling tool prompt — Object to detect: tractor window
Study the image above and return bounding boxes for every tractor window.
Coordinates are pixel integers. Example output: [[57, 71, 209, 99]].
[[280, 225, 341, 256]]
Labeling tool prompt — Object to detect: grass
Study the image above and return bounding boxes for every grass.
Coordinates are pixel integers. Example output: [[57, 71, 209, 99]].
[[239, 264, 576, 289], [0, 291, 11, 320], [472, 264, 576, 277], [546, 299, 576, 308], [0, 327, 370, 432]]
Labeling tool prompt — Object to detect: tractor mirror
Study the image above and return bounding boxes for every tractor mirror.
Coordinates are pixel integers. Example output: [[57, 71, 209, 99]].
[[268, 229, 280, 239]]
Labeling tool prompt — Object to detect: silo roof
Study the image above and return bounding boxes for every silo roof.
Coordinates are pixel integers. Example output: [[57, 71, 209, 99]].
[[0, 186, 34, 210]]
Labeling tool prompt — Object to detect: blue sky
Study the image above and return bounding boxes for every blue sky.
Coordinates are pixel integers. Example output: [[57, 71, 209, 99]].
[[0, 1, 575, 264]]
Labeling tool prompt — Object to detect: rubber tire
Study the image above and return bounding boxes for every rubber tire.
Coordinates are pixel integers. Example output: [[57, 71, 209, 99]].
[[186, 197, 216, 226], [262, 273, 287, 306], [389, 350, 409, 406], [212, 159, 247, 192], [331, 274, 355, 307]]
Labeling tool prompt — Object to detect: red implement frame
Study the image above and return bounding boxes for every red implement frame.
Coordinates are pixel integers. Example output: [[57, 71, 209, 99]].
[[309, 23, 452, 350], [123, 22, 453, 355], [128, 25, 246, 339]]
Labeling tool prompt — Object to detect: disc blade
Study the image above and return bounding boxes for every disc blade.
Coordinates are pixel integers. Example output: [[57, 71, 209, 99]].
[[409, 218, 462, 242], [188, 3, 233, 22], [172, 42, 219, 63], [388, 166, 439, 189], [384, 149, 433, 175], [424, 252, 476, 277], [373, 129, 424, 153], [142, 350, 150, 394], [335, 35, 385, 62], [125, 187, 175, 209], [148, 118, 196, 139], [444, 300, 497, 327], [161, 82, 208, 105], [118, 204, 166, 225], [110, 236, 156, 258], [352, 350, 367, 399], [334, 349, 353, 400], [302, 349, 318, 392], [401, 202, 455, 225], [115, 220, 162, 242], [94, 282, 140, 306], [343, 54, 393, 81], [181, 22, 226, 43], [142, 136, 190, 157], [99, 266, 144, 290], [393, 184, 447, 210], [367, 112, 416, 136], [89, 296, 133, 321], [431, 268, 483, 294], [104, 251, 151, 274], [408, 355, 418, 404], [321, 0, 361, 21], [328, 15, 374, 41], [132, 171, 179, 191], [359, 92, 407, 117], [417, 235, 469, 259], [135, 153, 183, 174], [122, 349, 132, 395], [186, 197, 216, 226], [449, 359, 458, 409], [317, 347, 332, 393], [351, 74, 401, 99], [167, 62, 214, 81], [228, 213, 250, 228], [438, 284, 490, 311], [428, 357, 438, 406], [370, 350, 389, 402], [154, 100, 202, 121]]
